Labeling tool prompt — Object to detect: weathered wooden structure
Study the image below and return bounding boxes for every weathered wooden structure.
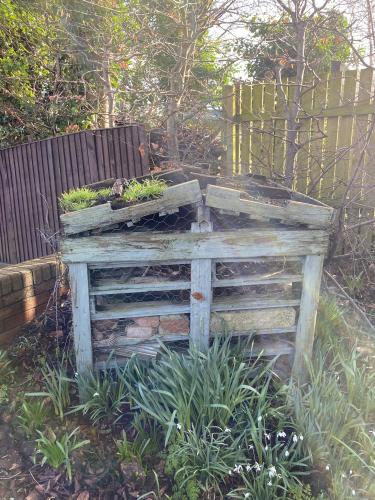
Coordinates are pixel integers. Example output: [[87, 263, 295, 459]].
[[60, 168, 334, 385]]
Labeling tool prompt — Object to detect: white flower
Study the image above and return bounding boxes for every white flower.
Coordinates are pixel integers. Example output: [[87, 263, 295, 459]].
[[299, 434, 304, 441], [369, 430, 375, 437], [228, 470, 232, 475], [248, 444, 254, 450], [74, 372, 78, 378], [246, 464, 251, 472], [284, 450, 290, 457], [268, 481, 272, 486], [264, 432, 271, 441], [268, 466, 277, 478], [352, 490, 356, 496], [341, 473, 347, 478], [292, 434, 298, 443], [233, 464, 243, 474], [277, 431, 286, 438], [93, 392, 99, 397], [349, 469, 353, 475], [224, 427, 231, 433], [265, 445, 269, 451], [176, 423, 182, 430], [254, 462, 261, 473], [257, 415, 262, 422], [325, 464, 330, 471], [244, 494, 250, 499]]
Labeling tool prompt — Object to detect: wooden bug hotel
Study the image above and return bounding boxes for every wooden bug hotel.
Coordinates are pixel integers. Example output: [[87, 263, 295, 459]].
[[60, 168, 334, 384]]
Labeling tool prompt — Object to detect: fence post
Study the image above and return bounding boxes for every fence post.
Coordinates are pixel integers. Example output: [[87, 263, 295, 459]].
[[223, 85, 234, 176], [292, 254, 324, 382]]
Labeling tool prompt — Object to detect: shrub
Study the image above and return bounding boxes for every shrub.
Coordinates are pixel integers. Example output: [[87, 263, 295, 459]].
[[59, 187, 98, 212], [123, 178, 167, 203], [72, 369, 128, 424], [34, 427, 89, 481]]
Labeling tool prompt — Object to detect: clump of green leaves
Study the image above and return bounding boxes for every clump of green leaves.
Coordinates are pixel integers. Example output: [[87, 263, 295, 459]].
[[95, 187, 112, 199], [0, 349, 13, 380], [59, 187, 98, 212], [34, 427, 89, 481], [123, 178, 167, 203], [115, 430, 150, 465], [18, 400, 48, 437], [72, 369, 128, 424], [26, 362, 71, 421]]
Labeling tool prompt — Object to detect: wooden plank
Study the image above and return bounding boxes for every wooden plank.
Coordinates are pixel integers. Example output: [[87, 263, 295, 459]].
[[61, 180, 202, 235], [92, 300, 190, 320], [90, 279, 191, 295], [292, 254, 324, 382], [333, 70, 357, 204], [94, 130, 106, 180], [234, 82, 241, 174], [30, 143, 48, 256], [125, 126, 136, 179], [206, 185, 334, 228], [222, 85, 234, 175], [295, 78, 314, 193], [61, 228, 330, 263], [212, 295, 300, 312], [131, 125, 143, 177], [22, 144, 39, 259], [137, 124, 149, 175], [262, 82, 276, 178], [86, 131, 99, 183], [69, 263, 93, 379], [213, 272, 302, 288], [2, 151, 18, 261], [273, 77, 288, 177], [240, 85, 251, 173], [190, 207, 212, 351], [250, 83, 263, 175]]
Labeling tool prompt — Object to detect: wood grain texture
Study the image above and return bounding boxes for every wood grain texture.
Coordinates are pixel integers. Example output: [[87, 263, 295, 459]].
[[61, 228, 329, 263], [69, 263, 93, 378], [206, 185, 334, 228], [61, 180, 202, 235], [292, 254, 324, 382]]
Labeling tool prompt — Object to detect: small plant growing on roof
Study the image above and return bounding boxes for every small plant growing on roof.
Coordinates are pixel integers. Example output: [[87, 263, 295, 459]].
[[95, 187, 112, 200], [34, 427, 89, 482], [122, 178, 167, 203], [59, 187, 98, 212]]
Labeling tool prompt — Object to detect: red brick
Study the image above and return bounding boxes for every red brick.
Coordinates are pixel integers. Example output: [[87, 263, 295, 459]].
[[126, 325, 155, 339], [134, 316, 160, 328], [159, 315, 189, 335]]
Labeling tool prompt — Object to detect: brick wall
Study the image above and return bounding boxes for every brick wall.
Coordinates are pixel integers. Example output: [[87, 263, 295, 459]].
[[0, 256, 60, 345]]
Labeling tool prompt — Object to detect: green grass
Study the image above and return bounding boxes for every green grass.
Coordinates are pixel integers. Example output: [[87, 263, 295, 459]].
[[122, 178, 167, 203], [290, 296, 375, 499], [59, 187, 98, 212]]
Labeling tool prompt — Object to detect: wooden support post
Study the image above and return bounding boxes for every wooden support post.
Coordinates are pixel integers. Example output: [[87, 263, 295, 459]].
[[69, 263, 93, 384], [292, 254, 324, 382], [190, 206, 212, 351]]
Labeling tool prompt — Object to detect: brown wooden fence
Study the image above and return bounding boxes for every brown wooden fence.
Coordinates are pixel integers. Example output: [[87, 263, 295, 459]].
[[223, 69, 375, 250], [0, 125, 149, 264]]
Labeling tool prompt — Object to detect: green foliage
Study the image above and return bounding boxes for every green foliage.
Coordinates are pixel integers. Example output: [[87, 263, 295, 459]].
[[59, 187, 98, 213], [18, 399, 48, 438], [72, 369, 128, 424], [290, 295, 375, 498], [123, 179, 167, 203], [95, 187, 112, 200], [115, 430, 151, 465], [0, 349, 13, 381], [34, 427, 89, 481], [26, 362, 71, 421]]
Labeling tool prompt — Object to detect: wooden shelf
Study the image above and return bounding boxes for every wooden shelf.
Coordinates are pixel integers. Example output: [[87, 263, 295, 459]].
[[90, 279, 190, 295], [92, 300, 190, 320], [212, 295, 300, 312], [213, 272, 302, 288]]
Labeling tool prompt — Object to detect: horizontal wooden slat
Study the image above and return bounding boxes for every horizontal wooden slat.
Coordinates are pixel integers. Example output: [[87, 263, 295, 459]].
[[90, 279, 191, 295], [61, 180, 202, 235], [212, 295, 300, 312], [213, 272, 302, 288], [89, 260, 190, 269], [206, 185, 334, 228], [92, 300, 190, 320], [61, 228, 329, 263]]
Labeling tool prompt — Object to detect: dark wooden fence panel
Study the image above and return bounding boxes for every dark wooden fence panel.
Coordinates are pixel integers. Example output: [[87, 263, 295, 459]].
[[0, 125, 149, 264]]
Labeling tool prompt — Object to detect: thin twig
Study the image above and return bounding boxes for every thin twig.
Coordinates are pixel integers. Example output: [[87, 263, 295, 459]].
[[324, 270, 375, 335]]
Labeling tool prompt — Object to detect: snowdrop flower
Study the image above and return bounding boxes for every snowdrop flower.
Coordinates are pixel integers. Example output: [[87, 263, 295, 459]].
[[277, 431, 286, 438], [246, 464, 251, 472], [264, 432, 271, 441], [292, 434, 298, 443], [254, 462, 261, 473], [325, 464, 330, 471], [268, 466, 277, 478], [265, 445, 269, 451], [349, 470, 353, 475], [352, 490, 356, 496], [268, 481, 272, 486], [176, 423, 182, 430], [233, 464, 243, 474], [284, 450, 290, 457], [93, 392, 99, 397], [244, 494, 250, 499], [257, 415, 262, 422], [224, 427, 231, 433], [369, 430, 375, 437], [299, 434, 304, 441], [341, 473, 347, 478], [248, 444, 254, 450], [74, 372, 78, 378]]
